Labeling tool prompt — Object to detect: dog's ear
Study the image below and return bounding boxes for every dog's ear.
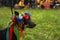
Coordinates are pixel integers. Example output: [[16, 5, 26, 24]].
[[14, 11, 19, 16]]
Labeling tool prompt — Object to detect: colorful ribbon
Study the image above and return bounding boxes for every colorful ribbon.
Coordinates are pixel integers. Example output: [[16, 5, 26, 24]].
[[6, 20, 12, 40], [6, 21, 21, 40], [14, 25, 20, 40]]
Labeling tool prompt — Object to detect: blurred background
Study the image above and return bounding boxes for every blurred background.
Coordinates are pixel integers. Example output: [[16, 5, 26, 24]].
[[0, 0, 60, 9], [0, 0, 60, 40]]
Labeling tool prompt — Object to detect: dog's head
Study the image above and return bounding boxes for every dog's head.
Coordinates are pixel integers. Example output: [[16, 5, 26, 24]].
[[14, 11, 36, 29], [23, 12, 36, 28]]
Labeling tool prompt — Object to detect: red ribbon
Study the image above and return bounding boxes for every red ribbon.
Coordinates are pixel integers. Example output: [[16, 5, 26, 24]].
[[9, 23, 14, 40]]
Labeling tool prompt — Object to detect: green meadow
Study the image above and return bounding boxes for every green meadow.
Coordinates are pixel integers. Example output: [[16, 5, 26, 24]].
[[0, 7, 60, 40]]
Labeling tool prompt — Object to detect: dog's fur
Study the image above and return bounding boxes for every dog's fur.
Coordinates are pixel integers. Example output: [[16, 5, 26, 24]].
[[0, 28, 17, 40]]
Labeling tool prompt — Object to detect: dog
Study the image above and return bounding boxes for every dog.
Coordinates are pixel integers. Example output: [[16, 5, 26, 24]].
[[0, 11, 36, 40]]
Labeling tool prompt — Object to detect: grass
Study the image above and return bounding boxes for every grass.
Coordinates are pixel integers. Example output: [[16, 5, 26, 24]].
[[0, 7, 60, 40]]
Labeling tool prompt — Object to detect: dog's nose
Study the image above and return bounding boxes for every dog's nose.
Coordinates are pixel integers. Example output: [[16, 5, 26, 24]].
[[27, 21, 36, 28], [29, 23, 36, 28]]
